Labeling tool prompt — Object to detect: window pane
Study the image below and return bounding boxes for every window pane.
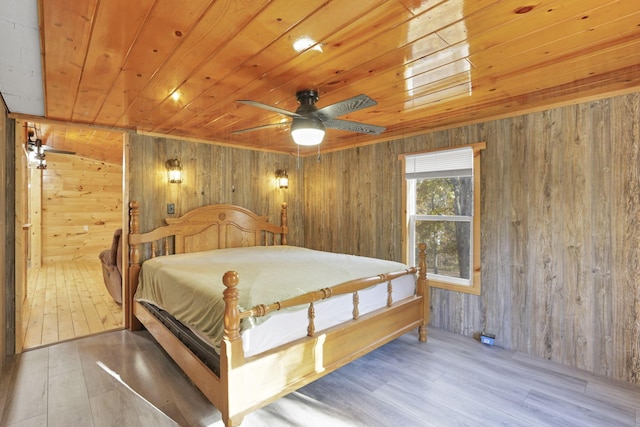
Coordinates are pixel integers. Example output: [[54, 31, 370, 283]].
[[415, 220, 470, 280], [415, 177, 473, 216]]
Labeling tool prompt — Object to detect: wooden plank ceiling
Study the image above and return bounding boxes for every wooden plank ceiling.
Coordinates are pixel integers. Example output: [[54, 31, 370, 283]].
[[23, 121, 123, 164], [35, 0, 640, 161]]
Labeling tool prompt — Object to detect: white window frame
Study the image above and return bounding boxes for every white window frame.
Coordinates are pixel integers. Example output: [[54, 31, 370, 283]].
[[400, 142, 485, 295]]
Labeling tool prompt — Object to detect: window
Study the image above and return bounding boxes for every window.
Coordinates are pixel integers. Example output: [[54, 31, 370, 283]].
[[401, 142, 485, 294]]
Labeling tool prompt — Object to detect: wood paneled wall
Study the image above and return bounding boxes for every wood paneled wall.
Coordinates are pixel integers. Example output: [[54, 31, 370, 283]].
[[303, 143, 403, 260], [303, 93, 640, 384], [128, 135, 302, 254], [41, 154, 123, 263], [124, 94, 639, 383]]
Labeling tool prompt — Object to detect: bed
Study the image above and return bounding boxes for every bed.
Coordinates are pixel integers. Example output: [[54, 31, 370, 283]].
[[127, 201, 429, 426]]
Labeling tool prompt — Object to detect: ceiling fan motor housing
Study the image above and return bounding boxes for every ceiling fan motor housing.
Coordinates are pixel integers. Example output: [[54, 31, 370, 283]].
[[295, 89, 320, 115]]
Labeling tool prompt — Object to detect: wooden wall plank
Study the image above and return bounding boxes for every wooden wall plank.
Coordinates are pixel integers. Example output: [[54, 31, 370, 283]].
[[610, 93, 640, 383], [561, 103, 591, 369], [588, 97, 614, 377]]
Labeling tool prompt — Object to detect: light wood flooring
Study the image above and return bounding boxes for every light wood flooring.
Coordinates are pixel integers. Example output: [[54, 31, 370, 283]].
[[22, 260, 123, 350], [1, 327, 638, 426]]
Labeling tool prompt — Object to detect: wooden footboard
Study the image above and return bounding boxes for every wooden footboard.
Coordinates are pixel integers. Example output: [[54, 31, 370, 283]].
[[219, 264, 427, 426], [127, 201, 429, 426]]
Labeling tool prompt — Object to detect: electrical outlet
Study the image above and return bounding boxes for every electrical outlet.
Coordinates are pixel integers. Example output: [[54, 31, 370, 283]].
[[167, 203, 175, 214]]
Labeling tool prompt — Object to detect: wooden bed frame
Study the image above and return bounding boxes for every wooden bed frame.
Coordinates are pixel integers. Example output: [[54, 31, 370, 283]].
[[127, 201, 429, 426]]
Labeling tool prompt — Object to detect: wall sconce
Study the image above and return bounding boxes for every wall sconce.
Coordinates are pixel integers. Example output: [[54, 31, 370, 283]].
[[275, 169, 288, 189], [27, 136, 47, 169], [166, 158, 183, 184]]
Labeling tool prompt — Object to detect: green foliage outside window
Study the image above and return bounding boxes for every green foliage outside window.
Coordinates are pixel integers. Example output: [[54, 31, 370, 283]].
[[414, 177, 472, 280]]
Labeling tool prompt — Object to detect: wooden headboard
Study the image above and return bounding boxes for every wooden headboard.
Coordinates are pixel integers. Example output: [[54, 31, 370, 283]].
[[126, 201, 288, 328], [129, 202, 288, 255]]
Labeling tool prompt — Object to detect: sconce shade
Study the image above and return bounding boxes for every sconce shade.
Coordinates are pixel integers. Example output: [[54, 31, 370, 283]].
[[166, 158, 183, 184], [290, 117, 325, 145], [36, 152, 46, 169], [276, 169, 288, 189]]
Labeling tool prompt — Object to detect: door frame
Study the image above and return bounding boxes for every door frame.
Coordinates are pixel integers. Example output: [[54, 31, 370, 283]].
[[11, 117, 129, 353]]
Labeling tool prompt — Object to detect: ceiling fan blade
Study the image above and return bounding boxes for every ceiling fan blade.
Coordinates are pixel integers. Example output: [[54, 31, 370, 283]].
[[313, 94, 377, 120], [236, 100, 303, 118], [323, 119, 385, 135], [36, 144, 75, 155], [231, 122, 287, 134], [43, 147, 76, 155]]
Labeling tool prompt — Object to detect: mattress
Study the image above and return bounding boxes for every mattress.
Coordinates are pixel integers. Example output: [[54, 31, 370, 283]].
[[135, 245, 416, 357]]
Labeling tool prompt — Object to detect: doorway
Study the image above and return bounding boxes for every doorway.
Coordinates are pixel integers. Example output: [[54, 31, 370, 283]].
[[18, 121, 125, 350]]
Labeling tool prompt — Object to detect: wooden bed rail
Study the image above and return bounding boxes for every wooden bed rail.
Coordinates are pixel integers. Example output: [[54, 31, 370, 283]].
[[221, 244, 429, 346], [238, 267, 418, 318]]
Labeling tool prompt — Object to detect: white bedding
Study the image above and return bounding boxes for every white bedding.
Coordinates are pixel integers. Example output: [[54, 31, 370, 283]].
[[135, 245, 416, 357], [241, 273, 415, 357]]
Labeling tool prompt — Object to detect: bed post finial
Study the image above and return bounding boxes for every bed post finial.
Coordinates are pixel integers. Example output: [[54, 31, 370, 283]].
[[223, 271, 241, 342], [417, 243, 429, 342], [280, 202, 288, 245]]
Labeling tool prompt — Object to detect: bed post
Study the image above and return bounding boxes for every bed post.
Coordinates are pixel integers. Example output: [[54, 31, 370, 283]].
[[221, 271, 244, 427], [417, 243, 429, 342], [222, 271, 241, 343], [128, 201, 143, 331], [280, 202, 288, 245]]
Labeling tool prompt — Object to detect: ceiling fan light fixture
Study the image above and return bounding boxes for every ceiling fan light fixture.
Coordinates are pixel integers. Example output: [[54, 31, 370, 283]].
[[290, 117, 325, 146]]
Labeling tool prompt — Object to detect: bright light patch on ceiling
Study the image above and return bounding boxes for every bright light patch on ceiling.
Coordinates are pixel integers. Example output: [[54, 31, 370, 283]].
[[0, 0, 45, 115], [293, 37, 322, 53], [171, 91, 181, 101], [404, 5, 471, 110]]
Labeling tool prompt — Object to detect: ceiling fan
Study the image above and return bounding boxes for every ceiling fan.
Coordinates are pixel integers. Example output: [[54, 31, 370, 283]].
[[27, 140, 76, 156], [27, 130, 76, 155], [233, 90, 385, 145]]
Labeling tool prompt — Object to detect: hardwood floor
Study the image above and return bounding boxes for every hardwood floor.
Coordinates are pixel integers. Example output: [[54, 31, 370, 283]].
[[1, 327, 638, 426], [22, 260, 123, 349]]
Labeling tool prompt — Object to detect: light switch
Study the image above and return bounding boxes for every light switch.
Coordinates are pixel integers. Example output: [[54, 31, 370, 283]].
[[167, 203, 175, 214]]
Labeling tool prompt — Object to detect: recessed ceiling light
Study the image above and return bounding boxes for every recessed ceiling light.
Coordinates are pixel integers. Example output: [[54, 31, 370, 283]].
[[293, 37, 322, 53], [171, 91, 181, 101]]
